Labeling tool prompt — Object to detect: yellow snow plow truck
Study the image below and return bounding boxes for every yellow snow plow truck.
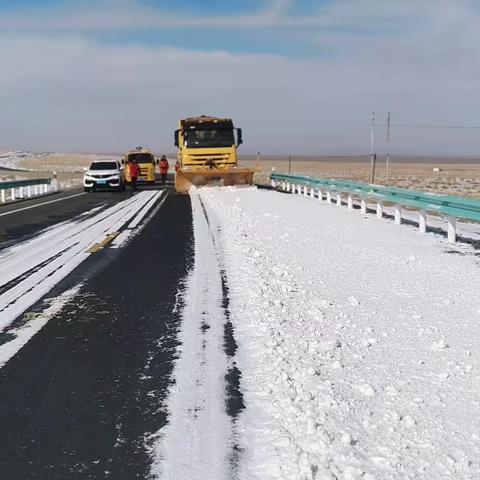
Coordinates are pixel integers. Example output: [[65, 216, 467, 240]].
[[174, 115, 255, 193]]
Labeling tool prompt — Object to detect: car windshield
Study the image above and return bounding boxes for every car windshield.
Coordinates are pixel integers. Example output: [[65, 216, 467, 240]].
[[127, 153, 153, 164], [184, 129, 235, 148], [89, 162, 117, 170]]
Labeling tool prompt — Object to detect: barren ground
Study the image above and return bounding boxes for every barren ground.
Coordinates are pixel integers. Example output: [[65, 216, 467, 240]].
[[240, 155, 480, 198], [1, 151, 479, 197]]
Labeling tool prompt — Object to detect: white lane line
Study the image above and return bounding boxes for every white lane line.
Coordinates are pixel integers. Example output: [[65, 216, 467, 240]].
[[0, 192, 86, 217]]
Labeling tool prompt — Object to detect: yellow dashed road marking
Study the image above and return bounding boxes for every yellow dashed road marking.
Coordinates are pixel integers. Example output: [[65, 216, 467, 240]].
[[86, 232, 119, 253]]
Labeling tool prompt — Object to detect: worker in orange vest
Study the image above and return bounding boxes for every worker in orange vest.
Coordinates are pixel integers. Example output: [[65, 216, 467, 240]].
[[128, 160, 140, 192], [159, 155, 169, 185]]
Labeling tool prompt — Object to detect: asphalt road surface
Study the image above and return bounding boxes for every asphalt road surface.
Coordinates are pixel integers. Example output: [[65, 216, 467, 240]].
[[0, 185, 193, 479]]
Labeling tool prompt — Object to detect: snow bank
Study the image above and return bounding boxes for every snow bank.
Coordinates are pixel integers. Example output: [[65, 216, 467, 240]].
[[0, 151, 33, 171], [199, 186, 480, 479]]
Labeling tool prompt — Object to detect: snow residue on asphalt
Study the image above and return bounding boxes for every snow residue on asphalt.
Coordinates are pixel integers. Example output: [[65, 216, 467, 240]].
[[151, 192, 233, 479], [0, 191, 162, 365], [198, 186, 480, 479], [0, 284, 82, 368]]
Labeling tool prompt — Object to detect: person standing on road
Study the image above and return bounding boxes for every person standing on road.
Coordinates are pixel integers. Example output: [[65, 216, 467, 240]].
[[129, 159, 140, 192], [175, 160, 181, 172], [159, 155, 169, 185]]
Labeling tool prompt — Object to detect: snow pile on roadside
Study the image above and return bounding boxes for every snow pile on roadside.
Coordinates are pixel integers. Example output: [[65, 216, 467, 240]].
[[199, 186, 480, 479], [0, 151, 33, 171]]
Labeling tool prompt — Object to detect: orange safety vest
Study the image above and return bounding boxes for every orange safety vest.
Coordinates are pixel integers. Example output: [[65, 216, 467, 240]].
[[129, 162, 140, 178], [159, 159, 169, 174]]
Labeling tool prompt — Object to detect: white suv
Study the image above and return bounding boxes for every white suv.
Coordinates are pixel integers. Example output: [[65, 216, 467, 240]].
[[83, 160, 125, 192]]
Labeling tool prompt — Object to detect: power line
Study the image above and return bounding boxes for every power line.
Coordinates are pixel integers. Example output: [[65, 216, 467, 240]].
[[377, 123, 480, 130]]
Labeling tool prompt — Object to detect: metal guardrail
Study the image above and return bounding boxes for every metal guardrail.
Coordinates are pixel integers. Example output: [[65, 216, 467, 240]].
[[270, 172, 480, 243], [0, 178, 53, 204]]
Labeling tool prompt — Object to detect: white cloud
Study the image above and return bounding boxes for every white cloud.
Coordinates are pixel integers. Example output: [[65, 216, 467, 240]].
[[0, 0, 479, 155]]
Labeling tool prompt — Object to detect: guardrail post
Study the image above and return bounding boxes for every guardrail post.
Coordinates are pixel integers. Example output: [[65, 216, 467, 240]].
[[376, 202, 383, 218], [347, 195, 353, 211], [11, 188, 15, 201], [19, 186, 24, 199], [271, 178, 276, 188], [310, 187, 314, 198], [1, 189, 5, 203], [303, 185, 308, 197], [419, 210, 427, 233], [336, 193, 342, 206], [34, 185, 38, 195], [326, 191, 332, 203], [27, 186, 32, 197], [318, 189, 322, 201], [394, 205, 402, 225], [447, 216, 456, 243], [360, 198, 367, 214], [282, 181, 286, 190]]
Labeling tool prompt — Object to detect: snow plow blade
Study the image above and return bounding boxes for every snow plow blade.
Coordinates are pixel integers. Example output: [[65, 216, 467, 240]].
[[175, 167, 256, 193]]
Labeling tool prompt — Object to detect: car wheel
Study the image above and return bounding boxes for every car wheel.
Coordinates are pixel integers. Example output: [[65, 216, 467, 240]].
[[84, 187, 91, 193]]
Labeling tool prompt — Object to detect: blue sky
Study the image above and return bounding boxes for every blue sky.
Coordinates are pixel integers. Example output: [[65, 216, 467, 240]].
[[0, 0, 339, 57], [0, 0, 479, 155]]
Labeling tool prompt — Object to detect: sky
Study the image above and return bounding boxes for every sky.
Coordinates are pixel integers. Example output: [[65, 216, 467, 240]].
[[0, 0, 479, 155]]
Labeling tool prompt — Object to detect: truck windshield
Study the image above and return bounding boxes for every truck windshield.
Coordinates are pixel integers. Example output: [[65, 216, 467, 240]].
[[127, 153, 154, 163], [90, 162, 117, 170], [184, 129, 235, 148]]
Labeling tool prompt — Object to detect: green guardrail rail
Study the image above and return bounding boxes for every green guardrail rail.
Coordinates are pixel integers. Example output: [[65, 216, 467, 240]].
[[271, 173, 480, 223], [0, 178, 51, 189]]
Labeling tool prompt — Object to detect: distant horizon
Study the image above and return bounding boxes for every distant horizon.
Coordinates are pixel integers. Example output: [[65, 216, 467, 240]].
[[2, 147, 480, 163]]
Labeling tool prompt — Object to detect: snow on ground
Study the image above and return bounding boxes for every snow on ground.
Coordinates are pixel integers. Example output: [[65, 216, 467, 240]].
[[198, 186, 480, 479], [0, 191, 163, 366], [151, 192, 234, 479], [0, 151, 33, 171]]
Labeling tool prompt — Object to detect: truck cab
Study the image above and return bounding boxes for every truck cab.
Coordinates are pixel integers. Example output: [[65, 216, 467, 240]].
[[122, 147, 156, 184]]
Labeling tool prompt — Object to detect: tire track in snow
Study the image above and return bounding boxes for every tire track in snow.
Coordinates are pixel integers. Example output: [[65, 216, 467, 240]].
[[151, 189, 244, 480]]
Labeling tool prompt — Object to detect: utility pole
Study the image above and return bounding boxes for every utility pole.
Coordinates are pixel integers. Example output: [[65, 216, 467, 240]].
[[386, 111, 391, 185], [288, 155, 292, 174], [370, 112, 376, 184]]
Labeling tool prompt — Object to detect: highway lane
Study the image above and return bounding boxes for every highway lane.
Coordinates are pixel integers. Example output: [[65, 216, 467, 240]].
[[0, 191, 193, 479], [0, 188, 134, 248]]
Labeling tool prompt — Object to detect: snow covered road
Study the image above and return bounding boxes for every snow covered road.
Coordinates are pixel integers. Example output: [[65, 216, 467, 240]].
[[0, 190, 162, 365], [193, 186, 480, 479]]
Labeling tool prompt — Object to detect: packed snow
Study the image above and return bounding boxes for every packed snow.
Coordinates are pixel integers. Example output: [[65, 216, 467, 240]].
[[191, 186, 480, 479]]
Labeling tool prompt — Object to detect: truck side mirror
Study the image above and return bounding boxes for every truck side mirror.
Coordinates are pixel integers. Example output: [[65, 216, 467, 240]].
[[237, 128, 243, 146], [121, 159, 125, 165], [174, 130, 180, 147]]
